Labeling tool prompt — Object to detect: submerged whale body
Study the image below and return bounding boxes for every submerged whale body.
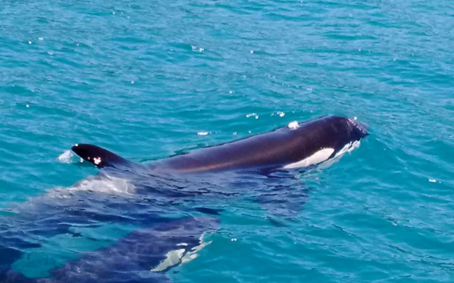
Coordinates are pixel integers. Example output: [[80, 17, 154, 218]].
[[72, 115, 369, 173]]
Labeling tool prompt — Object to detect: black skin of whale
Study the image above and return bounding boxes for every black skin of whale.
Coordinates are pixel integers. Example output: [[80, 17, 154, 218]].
[[72, 115, 368, 173], [0, 115, 368, 282]]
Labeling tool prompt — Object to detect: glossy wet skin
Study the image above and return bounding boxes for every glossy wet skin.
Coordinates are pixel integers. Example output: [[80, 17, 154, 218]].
[[72, 116, 369, 174], [152, 116, 369, 173]]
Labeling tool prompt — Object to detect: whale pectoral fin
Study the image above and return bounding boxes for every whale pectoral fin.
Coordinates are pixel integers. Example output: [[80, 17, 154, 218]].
[[71, 144, 131, 169], [250, 170, 312, 219], [255, 172, 312, 218], [257, 187, 311, 219]]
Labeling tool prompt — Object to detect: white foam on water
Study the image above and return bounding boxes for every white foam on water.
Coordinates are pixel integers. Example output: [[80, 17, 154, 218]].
[[191, 45, 204, 52], [197, 131, 209, 136], [287, 121, 299, 130], [48, 175, 135, 199], [58, 150, 74, 163], [246, 113, 259, 119]]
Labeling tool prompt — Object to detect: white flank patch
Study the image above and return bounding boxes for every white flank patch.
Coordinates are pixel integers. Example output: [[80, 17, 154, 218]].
[[151, 234, 212, 272], [181, 238, 211, 264], [284, 148, 335, 169], [151, 249, 186, 272], [318, 141, 362, 169]]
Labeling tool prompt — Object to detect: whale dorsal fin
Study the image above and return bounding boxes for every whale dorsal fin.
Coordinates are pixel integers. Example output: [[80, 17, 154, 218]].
[[71, 144, 131, 169]]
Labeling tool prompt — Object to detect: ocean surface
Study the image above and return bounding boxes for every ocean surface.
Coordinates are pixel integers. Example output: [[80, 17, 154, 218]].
[[1, 0, 454, 282]]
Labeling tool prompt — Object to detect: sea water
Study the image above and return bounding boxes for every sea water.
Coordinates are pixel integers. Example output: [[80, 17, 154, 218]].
[[1, 0, 454, 282]]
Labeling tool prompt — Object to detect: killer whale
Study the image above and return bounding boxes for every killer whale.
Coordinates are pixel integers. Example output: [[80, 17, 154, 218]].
[[72, 115, 368, 173], [0, 115, 369, 282], [1, 217, 218, 283]]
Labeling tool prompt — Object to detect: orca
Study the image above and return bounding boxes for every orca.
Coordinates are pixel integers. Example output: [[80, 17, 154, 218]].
[[0, 115, 369, 282], [1, 217, 218, 283], [72, 115, 368, 173]]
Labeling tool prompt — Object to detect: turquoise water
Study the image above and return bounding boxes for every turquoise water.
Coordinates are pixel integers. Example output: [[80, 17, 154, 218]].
[[1, 0, 454, 282]]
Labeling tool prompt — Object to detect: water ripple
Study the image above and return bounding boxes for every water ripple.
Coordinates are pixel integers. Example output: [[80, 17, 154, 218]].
[[1, 0, 454, 282]]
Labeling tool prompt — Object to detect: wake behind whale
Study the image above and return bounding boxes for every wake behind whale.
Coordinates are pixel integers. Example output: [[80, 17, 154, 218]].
[[0, 115, 368, 282]]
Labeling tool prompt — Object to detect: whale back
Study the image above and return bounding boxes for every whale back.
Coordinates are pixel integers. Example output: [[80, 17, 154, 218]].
[[154, 116, 368, 173], [72, 116, 368, 174]]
